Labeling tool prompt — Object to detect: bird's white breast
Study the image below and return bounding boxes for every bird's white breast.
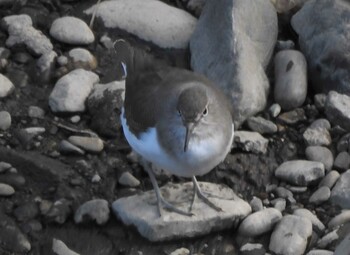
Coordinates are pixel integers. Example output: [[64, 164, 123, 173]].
[[120, 108, 234, 177]]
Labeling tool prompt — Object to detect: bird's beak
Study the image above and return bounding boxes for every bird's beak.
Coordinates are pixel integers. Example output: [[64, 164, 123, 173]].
[[184, 122, 195, 152]]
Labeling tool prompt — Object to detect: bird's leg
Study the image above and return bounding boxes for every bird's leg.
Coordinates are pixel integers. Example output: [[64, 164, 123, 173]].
[[143, 162, 193, 217], [190, 176, 223, 212]]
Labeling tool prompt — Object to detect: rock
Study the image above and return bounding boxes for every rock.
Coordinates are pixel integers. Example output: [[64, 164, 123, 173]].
[[49, 69, 99, 113], [2, 14, 53, 56], [331, 170, 350, 209], [325, 91, 350, 131], [275, 160, 325, 186], [45, 199, 71, 224], [0, 161, 11, 173], [293, 208, 325, 233], [0, 73, 15, 98], [315, 94, 327, 110], [70, 115, 80, 123], [0, 111, 11, 130], [112, 182, 251, 241], [28, 106, 45, 119], [306, 250, 334, 255], [169, 248, 190, 255], [119, 172, 140, 187], [246, 116, 278, 134], [305, 146, 334, 172], [240, 243, 265, 255], [87, 80, 125, 137], [249, 196, 263, 212], [74, 199, 110, 225], [0, 211, 31, 253], [309, 186, 331, 205], [291, 0, 350, 95], [52, 239, 80, 255], [303, 119, 332, 146], [59, 140, 85, 155], [274, 50, 307, 110], [13, 202, 39, 222], [190, 0, 277, 126], [0, 173, 26, 188], [334, 233, 350, 255], [6, 68, 29, 88], [271, 198, 286, 212], [333, 151, 350, 172], [68, 136, 104, 153], [337, 133, 350, 152], [85, 0, 196, 49], [271, 0, 308, 13], [0, 183, 15, 196], [68, 48, 97, 70], [91, 174, 101, 183], [50, 16, 94, 45], [238, 208, 282, 237], [328, 210, 350, 230], [319, 170, 340, 189], [277, 108, 306, 125], [317, 228, 339, 249], [269, 103, 281, 118], [233, 131, 269, 154], [37, 50, 57, 82], [269, 215, 312, 255]]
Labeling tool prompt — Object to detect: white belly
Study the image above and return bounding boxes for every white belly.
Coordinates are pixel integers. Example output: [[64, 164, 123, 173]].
[[120, 108, 233, 177]]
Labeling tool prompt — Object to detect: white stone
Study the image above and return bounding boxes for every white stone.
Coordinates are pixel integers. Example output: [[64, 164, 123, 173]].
[[89, 80, 125, 101], [68, 136, 104, 153], [325, 91, 350, 132], [85, 0, 196, 49], [233, 131, 269, 154], [49, 69, 99, 112], [0, 73, 15, 98], [112, 182, 251, 241], [274, 50, 307, 110], [269, 215, 312, 255], [238, 208, 282, 237], [0, 111, 11, 130], [293, 208, 325, 233], [275, 160, 325, 186], [3, 14, 53, 56], [328, 210, 350, 230], [50, 16, 94, 45], [317, 228, 339, 249], [52, 239, 80, 255], [119, 172, 140, 187], [170, 248, 190, 255], [0, 183, 15, 196], [74, 199, 110, 225]]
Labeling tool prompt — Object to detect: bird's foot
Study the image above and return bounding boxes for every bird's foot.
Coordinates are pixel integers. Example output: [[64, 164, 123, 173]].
[[157, 196, 194, 217], [190, 176, 223, 212]]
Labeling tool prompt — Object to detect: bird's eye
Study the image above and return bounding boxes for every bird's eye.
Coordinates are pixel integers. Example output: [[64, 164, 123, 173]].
[[203, 107, 208, 116]]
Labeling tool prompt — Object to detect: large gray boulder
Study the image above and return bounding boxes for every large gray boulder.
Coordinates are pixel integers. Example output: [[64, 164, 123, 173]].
[[190, 0, 277, 127], [291, 0, 350, 95]]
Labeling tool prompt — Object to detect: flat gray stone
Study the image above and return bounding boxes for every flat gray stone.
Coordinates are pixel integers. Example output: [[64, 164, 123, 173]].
[[50, 16, 94, 45], [3, 14, 53, 56], [246, 116, 278, 134], [59, 140, 85, 155], [49, 69, 99, 113], [119, 172, 140, 187], [85, 0, 196, 49], [306, 250, 334, 255], [249, 196, 263, 212], [0, 183, 15, 196], [68, 136, 104, 153], [112, 182, 251, 241], [269, 215, 312, 255], [0, 73, 15, 98], [240, 243, 265, 255], [303, 121, 332, 146], [328, 210, 350, 230], [0, 111, 11, 131], [190, 0, 277, 126], [28, 106, 45, 119], [317, 228, 340, 249], [331, 170, 350, 209], [293, 208, 325, 233], [275, 160, 325, 186], [238, 208, 282, 237], [74, 199, 110, 225], [334, 233, 350, 255], [274, 50, 307, 110], [305, 146, 334, 172], [337, 133, 350, 152], [309, 186, 331, 205], [319, 170, 340, 189], [0, 161, 11, 173], [291, 0, 350, 95], [325, 91, 350, 131], [277, 108, 306, 125], [314, 94, 327, 110], [52, 239, 80, 255], [233, 131, 269, 154]]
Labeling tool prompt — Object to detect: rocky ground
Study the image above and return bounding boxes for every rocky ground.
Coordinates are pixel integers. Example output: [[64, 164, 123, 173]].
[[0, 0, 350, 254]]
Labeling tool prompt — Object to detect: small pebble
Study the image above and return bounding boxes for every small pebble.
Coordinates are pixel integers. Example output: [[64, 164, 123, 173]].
[[306, 250, 333, 255], [249, 196, 264, 212], [269, 103, 281, 117], [170, 248, 190, 255], [314, 93, 327, 110], [0, 161, 12, 173], [246, 116, 278, 134], [240, 243, 265, 255], [277, 108, 306, 125], [74, 199, 110, 225], [52, 238, 80, 255], [28, 106, 45, 119], [91, 174, 101, 183], [70, 115, 80, 123], [119, 172, 140, 187], [333, 151, 350, 172], [68, 136, 104, 153], [317, 228, 339, 249], [305, 146, 334, 172], [0, 183, 15, 196], [271, 198, 286, 212], [293, 208, 325, 233], [319, 170, 340, 189], [0, 111, 11, 131], [309, 186, 331, 205], [327, 210, 350, 230], [59, 140, 85, 155]]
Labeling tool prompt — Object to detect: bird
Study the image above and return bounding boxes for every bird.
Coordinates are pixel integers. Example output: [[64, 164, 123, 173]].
[[114, 39, 234, 217]]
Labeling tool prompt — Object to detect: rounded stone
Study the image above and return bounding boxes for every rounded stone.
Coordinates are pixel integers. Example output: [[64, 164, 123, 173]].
[[50, 16, 94, 45], [118, 172, 140, 187], [0, 183, 15, 196], [246, 116, 278, 134], [68, 136, 104, 153], [28, 106, 45, 119], [333, 151, 350, 172], [74, 199, 110, 225], [319, 170, 340, 189], [330, 169, 350, 209], [293, 208, 325, 233], [328, 210, 350, 230], [274, 50, 307, 110], [68, 48, 97, 69], [0, 111, 11, 131], [305, 146, 334, 172], [238, 208, 282, 237], [309, 186, 331, 205]]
